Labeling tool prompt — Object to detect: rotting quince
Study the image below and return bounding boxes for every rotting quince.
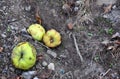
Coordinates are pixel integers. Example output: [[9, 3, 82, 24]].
[[11, 42, 36, 70], [27, 24, 45, 41], [43, 29, 61, 48]]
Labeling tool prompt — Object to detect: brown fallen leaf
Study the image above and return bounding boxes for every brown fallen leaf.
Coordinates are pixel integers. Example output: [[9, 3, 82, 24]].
[[37, 54, 44, 60], [0, 47, 3, 52], [39, 69, 52, 79], [103, 4, 112, 13], [35, 6, 42, 24], [115, 40, 120, 45], [16, 76, 21, 79], [67, 22, 73, 30]]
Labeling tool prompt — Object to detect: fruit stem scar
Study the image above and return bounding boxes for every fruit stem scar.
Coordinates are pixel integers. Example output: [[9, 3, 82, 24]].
[[50, 37, 54, 43], [19, 52, 24, 60]]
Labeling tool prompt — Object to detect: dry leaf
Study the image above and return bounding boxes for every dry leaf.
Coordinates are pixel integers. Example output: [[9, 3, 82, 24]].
[[0, 47, 3, 52], [37, 54, 43, 60], [35, 6, 41, 24], [103, 4, 112, 13], [115, 40, 120, 45], [16, 76, 21, 79], [67, 22, 73, 30]]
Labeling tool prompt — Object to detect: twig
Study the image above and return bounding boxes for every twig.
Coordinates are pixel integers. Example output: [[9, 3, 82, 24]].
[[99, 69, 111, 79], [36, 41, 51, 50], [72, 33, 84, 62]]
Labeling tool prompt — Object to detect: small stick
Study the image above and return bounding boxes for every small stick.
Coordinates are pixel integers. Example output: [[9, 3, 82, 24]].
[[99, 69, 111, 79], [36, 41, 50, 50], [72, 33, 84, 62]]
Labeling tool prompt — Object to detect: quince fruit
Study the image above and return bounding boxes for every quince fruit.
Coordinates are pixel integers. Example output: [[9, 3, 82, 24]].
[[43, 29, 61, 48], [11, 42, 36, 70], [27, 24, 45, 41]]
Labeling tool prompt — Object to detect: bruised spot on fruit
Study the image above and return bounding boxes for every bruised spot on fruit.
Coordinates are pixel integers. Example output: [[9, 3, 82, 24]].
[[29, 57, 32, 60]]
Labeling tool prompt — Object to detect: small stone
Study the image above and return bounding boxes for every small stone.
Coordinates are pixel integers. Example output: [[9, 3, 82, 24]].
[[33, 77, 39, 79], [21, 71, 37, 79], [1, 34, 7, 38], [9, 67, 14, 72], [48, 63, 55, 70], [25, 5, 31, 11], [60, 69, 65, 74], [42, 61, 48, 67], [60, 54, 67, 58], [112, 5, 116, 9], [74, 7, 79, 12], [75, 1, 83, 5], [47, 50, 57, 58]]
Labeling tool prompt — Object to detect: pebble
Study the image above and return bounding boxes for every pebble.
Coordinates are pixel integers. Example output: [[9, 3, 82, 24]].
[[10, 25, 18, 30], [112, 5, 116, 9], [42, 61, 48, 67], [25, 5, 31, 11], [74, 7, 79, 12], [33, 77, 39, 79], [48, 63, 55, 70], [1, 34, 7, 38], [9, 67, 14, 72], [60, 54, 67, 58], [60, 69, 65, 74], [75, 0, 83, 6], [47, 50, 57, 58], [21, 71, 37, 79]]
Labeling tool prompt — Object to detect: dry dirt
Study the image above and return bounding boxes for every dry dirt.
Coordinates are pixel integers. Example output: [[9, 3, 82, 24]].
[[0, 0, 120, 79]]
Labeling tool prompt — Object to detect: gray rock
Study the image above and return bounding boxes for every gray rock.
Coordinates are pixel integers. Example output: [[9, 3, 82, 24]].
[[21, 71, 37, 79], [42, 61, 48, 67], [1, 34, 7, 38], [47, 50, 57, 58], [48, 63, 55, 70]]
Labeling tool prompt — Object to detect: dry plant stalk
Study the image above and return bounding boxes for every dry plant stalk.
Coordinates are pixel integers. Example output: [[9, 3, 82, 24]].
[[72, 34, 84, 62], [99, 69, 111, 79]]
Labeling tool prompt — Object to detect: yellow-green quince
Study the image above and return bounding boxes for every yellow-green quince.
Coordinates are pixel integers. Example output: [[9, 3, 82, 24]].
[[43, 29, 61, 48], [11, 42, 36, 70], [27, 24, 45, 41]]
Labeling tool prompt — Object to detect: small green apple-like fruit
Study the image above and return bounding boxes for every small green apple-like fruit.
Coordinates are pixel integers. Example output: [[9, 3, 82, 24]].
[[27, 24, 45, 41], [43, 29, 61, 48], [11, 42, 36, 70]]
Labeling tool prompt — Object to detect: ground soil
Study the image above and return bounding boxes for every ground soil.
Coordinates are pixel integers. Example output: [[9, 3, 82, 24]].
[[0, 0, 120, 79]]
